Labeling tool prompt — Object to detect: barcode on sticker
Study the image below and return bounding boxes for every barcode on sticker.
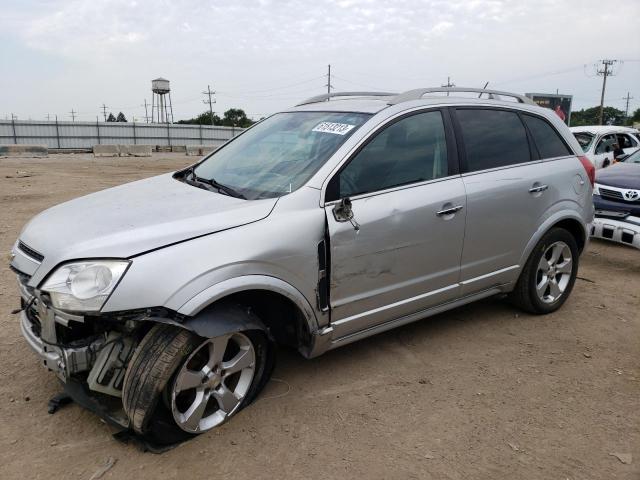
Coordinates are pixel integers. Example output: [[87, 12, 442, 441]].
[[312, 122, 355, 135]]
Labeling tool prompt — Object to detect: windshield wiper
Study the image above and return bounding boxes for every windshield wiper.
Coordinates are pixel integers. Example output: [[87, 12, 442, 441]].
[[192, 172, 246, 199]]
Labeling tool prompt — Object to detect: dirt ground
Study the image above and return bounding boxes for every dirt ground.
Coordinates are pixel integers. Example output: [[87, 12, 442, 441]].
[[0, 153, 638, 480]]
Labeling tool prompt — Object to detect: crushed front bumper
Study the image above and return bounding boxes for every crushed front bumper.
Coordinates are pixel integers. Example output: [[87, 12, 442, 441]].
[[19, 309, 64, 376], [590, 214, 640, 249]]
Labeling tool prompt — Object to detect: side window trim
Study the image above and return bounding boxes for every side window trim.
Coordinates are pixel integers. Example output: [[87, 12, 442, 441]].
[[450, 105, 538, 175], [517, 111, 540, 161], [324, 107, 459, 202]]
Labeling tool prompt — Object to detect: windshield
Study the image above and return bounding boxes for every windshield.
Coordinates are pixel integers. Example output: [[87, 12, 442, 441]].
[[192, 111, 371, 199], [573, 132, 595, 150], [624, 149, 640, 163]]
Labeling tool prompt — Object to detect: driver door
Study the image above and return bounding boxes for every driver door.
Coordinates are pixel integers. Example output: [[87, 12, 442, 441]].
[[594, 134, 616, 168], [323, 109, 466, 339]]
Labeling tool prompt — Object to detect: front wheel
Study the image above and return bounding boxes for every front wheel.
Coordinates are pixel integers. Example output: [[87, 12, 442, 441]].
[[509, 228, 579, 314], [122, 321, 273, 444]]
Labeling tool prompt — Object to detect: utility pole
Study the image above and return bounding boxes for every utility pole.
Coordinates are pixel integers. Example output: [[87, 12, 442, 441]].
[[142, 99, 150, 123], [442, 76, 455, 96], [325, 64, 333, 101], [622, 92, 634, 120], [596, 59, 618, 125], [101, 104, 109, 122], [69, 109, 77, 121], [202, 85, 216, 126], [45, 113, 51, 121]]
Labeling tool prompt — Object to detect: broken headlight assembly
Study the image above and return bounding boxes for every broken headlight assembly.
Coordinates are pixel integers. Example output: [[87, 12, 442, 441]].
[[41, 260, 130, 312]]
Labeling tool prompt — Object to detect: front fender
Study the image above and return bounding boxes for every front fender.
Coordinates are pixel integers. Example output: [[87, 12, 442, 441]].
[[177, 274, 321, 333]]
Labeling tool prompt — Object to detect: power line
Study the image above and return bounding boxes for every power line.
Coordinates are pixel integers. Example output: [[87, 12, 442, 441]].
[[142, 99, 150, 123], [596, 59, 619, 125], [442, 76, 455, 96], [202, 85, 216, 125], [326, 64, 334, 100], [622, 92, 634, 119], [101, 104, 109, 122]]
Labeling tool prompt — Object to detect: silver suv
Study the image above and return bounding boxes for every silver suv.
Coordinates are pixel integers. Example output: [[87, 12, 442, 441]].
[[10, 87, 594, 444]]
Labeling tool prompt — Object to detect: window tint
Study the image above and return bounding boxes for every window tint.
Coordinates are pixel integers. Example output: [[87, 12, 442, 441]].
[[337, 111, 448, 197], [523, 114, 572, 159], [456, 109, 531, 172]]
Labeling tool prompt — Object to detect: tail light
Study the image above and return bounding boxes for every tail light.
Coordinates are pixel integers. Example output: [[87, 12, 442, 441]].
[[578, 155, 595, 187]]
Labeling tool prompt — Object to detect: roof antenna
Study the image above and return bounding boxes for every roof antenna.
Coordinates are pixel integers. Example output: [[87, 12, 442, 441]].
[[479, 82, 489, 98]]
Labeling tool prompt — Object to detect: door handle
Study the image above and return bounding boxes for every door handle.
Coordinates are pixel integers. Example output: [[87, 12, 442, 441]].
[[529, 184, 548, 193], [436, 205, 463, 216]]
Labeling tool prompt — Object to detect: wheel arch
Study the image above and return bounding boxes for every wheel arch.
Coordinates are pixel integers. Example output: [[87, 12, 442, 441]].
[[175, 275, 321, 357], [520, 212, 588, 269]]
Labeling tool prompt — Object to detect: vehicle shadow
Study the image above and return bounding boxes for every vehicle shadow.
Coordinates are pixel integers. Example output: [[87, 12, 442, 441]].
[[267, 295, 524, 391]]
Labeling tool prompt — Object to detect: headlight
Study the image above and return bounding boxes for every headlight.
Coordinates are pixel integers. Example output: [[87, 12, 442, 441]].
[[593, 183, 601, 196], [41, 260, 130, 312]]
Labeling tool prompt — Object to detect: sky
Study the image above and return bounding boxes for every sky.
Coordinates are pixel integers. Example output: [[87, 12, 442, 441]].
[[1, 0, 639, 122]]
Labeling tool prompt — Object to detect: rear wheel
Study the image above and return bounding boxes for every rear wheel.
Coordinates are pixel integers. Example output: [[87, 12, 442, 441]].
[[123, 321, 273, 444], [510, 228, 579, 314]]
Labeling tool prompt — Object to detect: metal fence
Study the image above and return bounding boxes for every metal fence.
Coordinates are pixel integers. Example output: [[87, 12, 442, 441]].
[[0, 119, 244, 149]]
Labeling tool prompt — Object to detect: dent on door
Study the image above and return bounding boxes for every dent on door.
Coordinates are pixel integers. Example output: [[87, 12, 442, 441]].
[[325, 178, 466, 339]]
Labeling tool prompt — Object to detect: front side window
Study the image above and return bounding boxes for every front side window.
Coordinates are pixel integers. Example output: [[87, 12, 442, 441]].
[[617, 133, 638, 149], [522, 114, 572, 159], [335, 111, 449, 198], [192, 111, 371, 199], [456, 109, 531, 172], [595, 134, 616, 154]]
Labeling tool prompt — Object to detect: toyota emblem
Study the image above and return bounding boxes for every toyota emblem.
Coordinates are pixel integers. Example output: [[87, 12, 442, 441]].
[[623, 190, 639, 201]]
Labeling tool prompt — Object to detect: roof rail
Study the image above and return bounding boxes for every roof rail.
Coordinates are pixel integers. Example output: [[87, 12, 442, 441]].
[[296, 91, 398, 106], [388, 87, 536, 105]]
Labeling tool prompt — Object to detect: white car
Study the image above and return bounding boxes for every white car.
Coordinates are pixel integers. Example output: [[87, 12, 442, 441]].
[[570, 126, 640, 169]]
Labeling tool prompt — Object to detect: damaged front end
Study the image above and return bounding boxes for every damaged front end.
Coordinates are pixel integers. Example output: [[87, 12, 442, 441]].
[[15, 267, 178, 428]]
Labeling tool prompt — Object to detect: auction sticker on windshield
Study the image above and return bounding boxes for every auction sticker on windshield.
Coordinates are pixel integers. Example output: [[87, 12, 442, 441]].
[[312, 122, 356, 135]]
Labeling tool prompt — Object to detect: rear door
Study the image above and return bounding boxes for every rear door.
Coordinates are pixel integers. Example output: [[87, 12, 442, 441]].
[[324, 109, 466, 339], [451, 107, 568, 295]]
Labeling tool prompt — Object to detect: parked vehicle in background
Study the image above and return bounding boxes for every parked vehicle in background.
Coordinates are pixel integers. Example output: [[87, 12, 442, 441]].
[[570, 126, 640, 169], [591, 149, 640, 249], [10, 87, 593, 445]]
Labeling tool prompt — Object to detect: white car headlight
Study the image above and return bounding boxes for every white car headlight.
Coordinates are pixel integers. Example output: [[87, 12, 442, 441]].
[[41, 260, 130, 312]]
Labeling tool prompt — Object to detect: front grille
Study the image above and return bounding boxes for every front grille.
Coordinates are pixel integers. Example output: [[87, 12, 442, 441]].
[[18, 241, 44, 262], [599, 187, 625, 201]]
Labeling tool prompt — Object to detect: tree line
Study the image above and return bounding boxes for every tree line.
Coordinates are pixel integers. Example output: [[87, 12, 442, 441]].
[[570, 106, 640, 127], [176, 108, 256, 127]]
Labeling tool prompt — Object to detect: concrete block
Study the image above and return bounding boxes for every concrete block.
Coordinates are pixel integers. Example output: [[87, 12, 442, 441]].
[[119, 144, 152, 157], [93, 144, 120, 157], [0, 145, 48, 158], [186, 145, 218, 156]]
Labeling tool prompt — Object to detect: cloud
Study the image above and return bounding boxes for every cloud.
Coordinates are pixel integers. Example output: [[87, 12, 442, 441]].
[[1, 0, 639, 120]]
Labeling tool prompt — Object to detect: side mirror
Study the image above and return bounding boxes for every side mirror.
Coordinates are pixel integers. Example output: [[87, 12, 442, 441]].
[[332, 197, 354, 223]]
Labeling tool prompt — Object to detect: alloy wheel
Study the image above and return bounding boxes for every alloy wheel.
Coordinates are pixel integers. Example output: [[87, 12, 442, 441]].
[[170, 332, 256, 433], [535, 241, 573, 304]]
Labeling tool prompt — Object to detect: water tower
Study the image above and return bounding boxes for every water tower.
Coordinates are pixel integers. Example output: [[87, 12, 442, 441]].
[[151, 77, 174, 123]]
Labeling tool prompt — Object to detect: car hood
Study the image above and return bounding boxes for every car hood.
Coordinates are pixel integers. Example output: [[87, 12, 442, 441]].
[[17, 173, 277, 275], [596, 162, 640, 189]]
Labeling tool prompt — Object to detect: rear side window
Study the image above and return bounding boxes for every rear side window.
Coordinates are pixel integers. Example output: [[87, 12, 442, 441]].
[[456, 109, 531, 172], [522, 114, 572, 159]]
